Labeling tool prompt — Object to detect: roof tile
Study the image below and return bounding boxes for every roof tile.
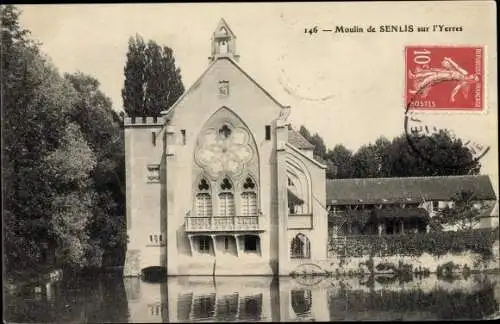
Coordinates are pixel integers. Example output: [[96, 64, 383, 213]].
[[288, 129, 314, 150], [326, 175, 497, 205]]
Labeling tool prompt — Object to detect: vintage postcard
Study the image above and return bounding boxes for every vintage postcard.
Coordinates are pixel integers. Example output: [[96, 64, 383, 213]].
[[3, 1, 498, 322]]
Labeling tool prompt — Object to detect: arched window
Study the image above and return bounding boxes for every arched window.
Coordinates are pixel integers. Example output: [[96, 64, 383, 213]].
[[195, 178, 212, 217], [241, 177, 257, 217], [287, 171, 307, 215], [219, 39, 228, 54], [291, 289, 312, 315], [287, 158, 312, 215], [219, 177, 235, 217], [290, 233, 311, 259]]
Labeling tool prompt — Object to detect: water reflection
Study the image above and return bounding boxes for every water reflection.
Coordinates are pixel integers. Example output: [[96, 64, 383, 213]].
[[167, 277, 274, 322], [4, 273, 500, 322]]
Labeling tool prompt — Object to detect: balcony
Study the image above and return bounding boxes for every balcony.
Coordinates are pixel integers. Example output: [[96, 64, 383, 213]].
[[185, 216, 263, 232]]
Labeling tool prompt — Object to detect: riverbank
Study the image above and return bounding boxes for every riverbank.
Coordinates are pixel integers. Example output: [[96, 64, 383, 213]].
[[289, 248, 500, 278], [4, 265, 127, 295]]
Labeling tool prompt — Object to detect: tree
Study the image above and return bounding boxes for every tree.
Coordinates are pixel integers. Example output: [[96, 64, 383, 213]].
[[297, 123, 480, 179], [349, 137, 391, 178], [387, 131, 480, 177], [2, 6, 122, 277], [1, 5, 37, 53], [299, 125, 327, 160], [436, 190, 485, 231], [65, 72, 127, 268], [43, 123, 97, 269], [310, 133, 327, 159], [298, 125, 311, 143], [373, 137, 392, 177], [326, 145, 353, 179], [122, 35, 185, 117], [2, 5, 84, 274], [351, 144, 379, 178]]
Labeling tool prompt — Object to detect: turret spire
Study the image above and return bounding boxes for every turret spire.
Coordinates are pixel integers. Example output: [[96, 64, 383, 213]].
[[209, 18, 240, 63]]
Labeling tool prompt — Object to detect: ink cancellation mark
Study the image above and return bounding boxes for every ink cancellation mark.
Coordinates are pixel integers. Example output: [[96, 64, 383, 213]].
[[404, 89, 490, 170], [405, 46, 484, 111], [403, 45, 489, 169]]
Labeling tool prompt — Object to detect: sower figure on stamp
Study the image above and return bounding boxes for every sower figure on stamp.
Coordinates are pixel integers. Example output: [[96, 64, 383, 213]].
[[408, 57, 479, 102]]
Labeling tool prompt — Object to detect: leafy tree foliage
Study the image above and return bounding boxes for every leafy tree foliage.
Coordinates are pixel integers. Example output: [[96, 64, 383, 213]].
[[44, 123, 97, 268], [436, 190, 488, 231], [65, 72, 126, 268], [325, 145, 354, 178], [122, 34, 185, 117], [299, 126, 327, 160], [298, 125, 481, 179], [2, 5, 125, 278]]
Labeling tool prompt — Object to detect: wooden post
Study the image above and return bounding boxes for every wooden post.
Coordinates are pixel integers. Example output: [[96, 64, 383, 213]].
[[234, 234, 240, 257], [187, 235, 194, 255], [211, 235, 217, 256]]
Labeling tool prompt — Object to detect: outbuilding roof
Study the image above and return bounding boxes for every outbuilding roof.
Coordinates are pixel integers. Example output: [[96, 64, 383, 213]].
[[288, 129, 315, 150], [326, 175, 497, 205], [329, 207, 430, 225]]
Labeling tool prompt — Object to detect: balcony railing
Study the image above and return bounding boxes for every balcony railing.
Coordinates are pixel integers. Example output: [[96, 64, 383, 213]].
[[185, 216, 262, 232]]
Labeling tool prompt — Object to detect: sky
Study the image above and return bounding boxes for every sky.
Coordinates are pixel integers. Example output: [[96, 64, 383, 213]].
[[18, 2, 498, 195]]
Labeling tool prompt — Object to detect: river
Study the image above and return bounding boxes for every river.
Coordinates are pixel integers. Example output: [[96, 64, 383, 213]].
[[4, 272, 500, 322]]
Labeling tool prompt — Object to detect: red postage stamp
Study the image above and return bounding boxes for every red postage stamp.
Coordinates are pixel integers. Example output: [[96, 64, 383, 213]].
[[405, 46, 484, 111]]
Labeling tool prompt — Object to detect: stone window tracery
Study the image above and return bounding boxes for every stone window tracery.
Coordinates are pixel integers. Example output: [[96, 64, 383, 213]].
[[241, 177, 257, 217], [195, 178, 212, 217], [219, 177, 235, 217], [195, 122, 253, 180]]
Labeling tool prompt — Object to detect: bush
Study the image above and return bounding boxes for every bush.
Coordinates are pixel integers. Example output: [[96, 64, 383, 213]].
[[437, 261, 458, 278], [329, 228, 499, 260], [376, 262, 397, 273]]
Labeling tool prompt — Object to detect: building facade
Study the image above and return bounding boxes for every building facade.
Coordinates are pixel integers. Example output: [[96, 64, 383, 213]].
[[123, 19, 498, 277], [123, 19, 328, 276]]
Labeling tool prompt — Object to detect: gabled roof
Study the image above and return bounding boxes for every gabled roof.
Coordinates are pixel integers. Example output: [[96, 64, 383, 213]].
[[326, 175, 497, 205], [160, 57, 285, 119], [288, 129, 314, 150], [214, 18, 236, 38]]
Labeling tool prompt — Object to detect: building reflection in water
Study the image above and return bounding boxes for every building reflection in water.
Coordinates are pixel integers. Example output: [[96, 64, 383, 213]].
[[4, 273, 499, 323], [123, 274, 500, 323], [149, 276, 275, 322], [124, 275, 331, 322]]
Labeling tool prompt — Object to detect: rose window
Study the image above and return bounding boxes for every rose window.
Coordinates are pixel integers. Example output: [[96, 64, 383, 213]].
[[195, 123, 253, 179]]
